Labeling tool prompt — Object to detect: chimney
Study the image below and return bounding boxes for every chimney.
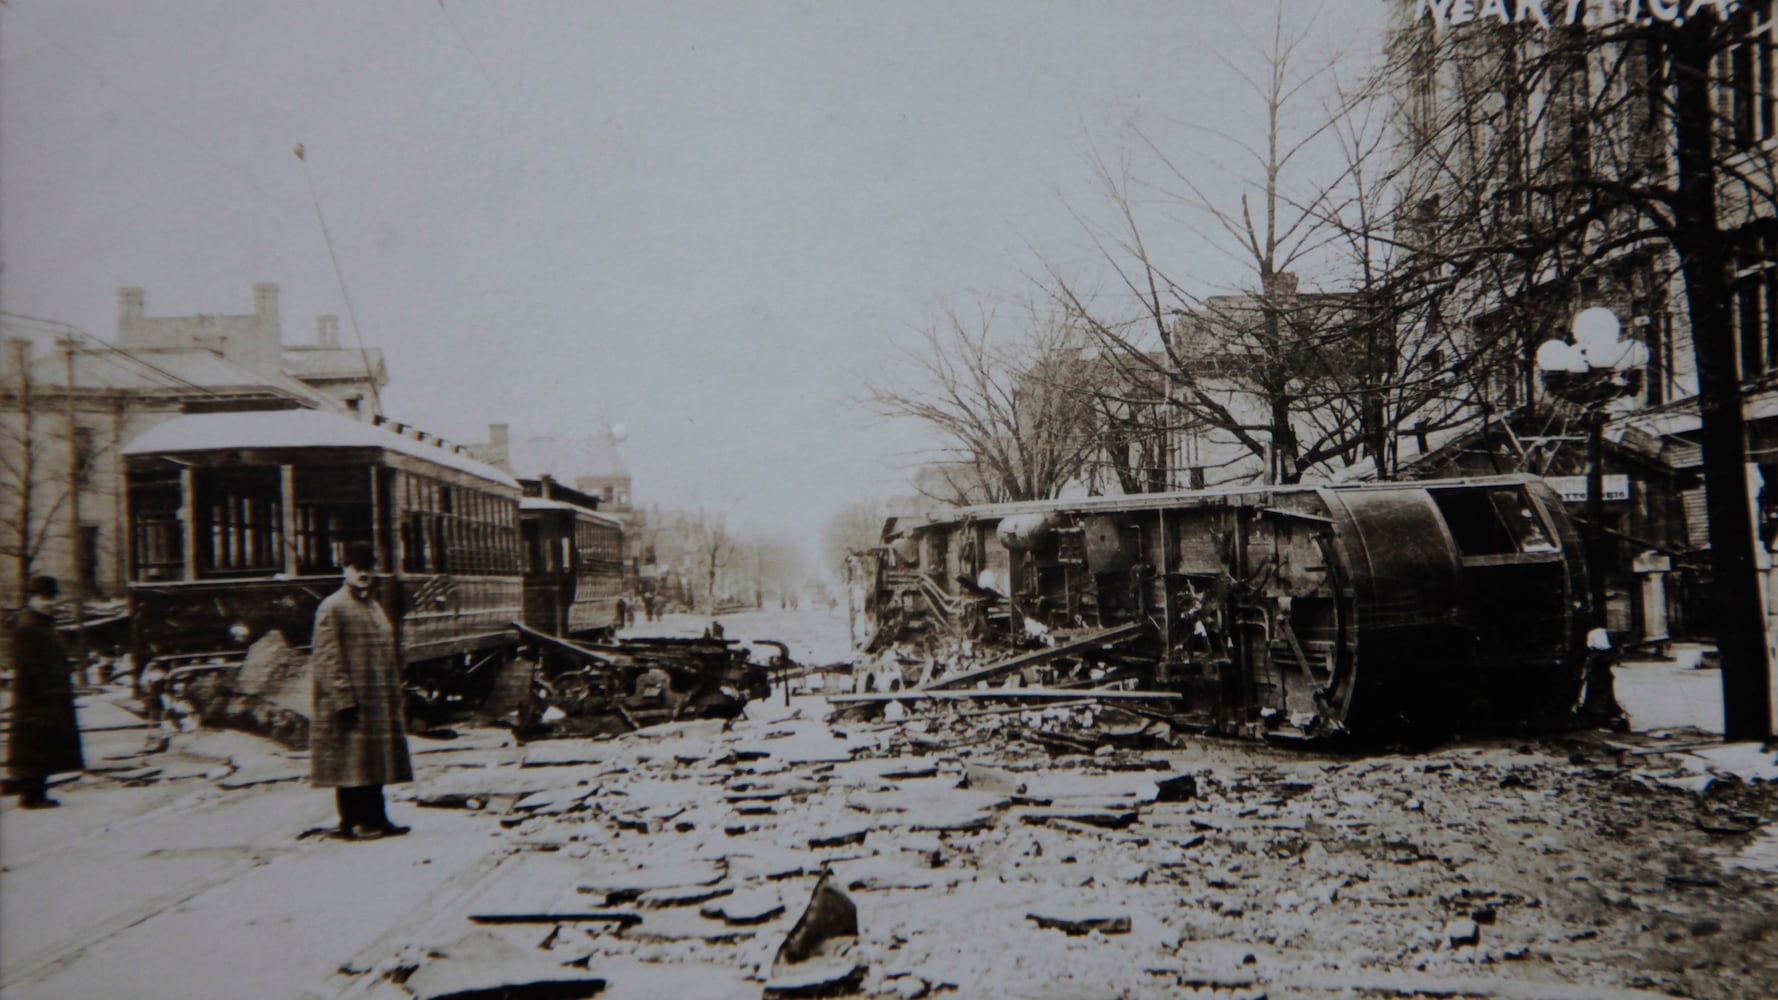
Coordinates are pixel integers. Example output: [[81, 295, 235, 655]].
[[1262, 272, 1299, 299], [316, 315, 340, 349], [253, 282, 281, 346], [490, 423, 509, 448], [118, 287, 145, 331]]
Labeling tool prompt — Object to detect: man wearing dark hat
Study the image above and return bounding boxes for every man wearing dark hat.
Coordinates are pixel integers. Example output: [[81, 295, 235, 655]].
[[8, 575, 83, 808], [309, 542, 412, 839]]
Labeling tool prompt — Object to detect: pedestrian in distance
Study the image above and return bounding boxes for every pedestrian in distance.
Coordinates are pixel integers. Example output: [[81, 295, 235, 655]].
[[7, 575, 84, 809], [309, 542, 413, 840], [1578, 626, 1630, 731]]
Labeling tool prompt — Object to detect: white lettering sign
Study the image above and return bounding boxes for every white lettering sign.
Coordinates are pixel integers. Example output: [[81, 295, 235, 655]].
[[1547, 474, 1631, 502], [1420, 0, 1739, 30]]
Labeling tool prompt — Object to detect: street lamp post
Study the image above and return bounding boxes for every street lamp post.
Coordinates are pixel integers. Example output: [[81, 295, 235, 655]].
[[1535, 307, 1649, 630], [1538, 308, 1649, 729]]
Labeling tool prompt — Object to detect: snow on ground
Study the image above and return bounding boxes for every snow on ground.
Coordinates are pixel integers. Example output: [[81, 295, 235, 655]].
[[3, 611, 1776, 1000], [1616, 643, 1732, 735]]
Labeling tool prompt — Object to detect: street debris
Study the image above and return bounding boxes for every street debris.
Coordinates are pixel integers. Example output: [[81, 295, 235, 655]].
[[848, 478, 1597, 742], [156, 622, 786, 747], [765, 873, 864, 999], [11, 615, 1778, 1000], [511, 624, 776, 737]]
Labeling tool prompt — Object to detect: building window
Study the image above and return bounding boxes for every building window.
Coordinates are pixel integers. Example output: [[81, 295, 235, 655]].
[[76, 524, 99, 591], [1726, 0, 1777, 151], [73, 426, 96, 485], [1732, 221, 1778, 379]]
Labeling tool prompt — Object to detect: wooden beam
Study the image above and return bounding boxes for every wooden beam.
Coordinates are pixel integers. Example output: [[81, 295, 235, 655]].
[[279, 464, 299, 577], [509, 620, 619, 667], [916, 621, 1150, 691], [179, 466, 198, 581], [829, 686, 1181, 704]]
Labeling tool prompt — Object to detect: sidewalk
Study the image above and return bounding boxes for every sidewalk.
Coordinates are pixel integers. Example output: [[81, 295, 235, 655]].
[[1616, 642, 1728, 735]]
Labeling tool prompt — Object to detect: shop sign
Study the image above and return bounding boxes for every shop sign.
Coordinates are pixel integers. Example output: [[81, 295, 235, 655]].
[[1420, 0, 1741, 31], [1547, 473, 1631, 502]]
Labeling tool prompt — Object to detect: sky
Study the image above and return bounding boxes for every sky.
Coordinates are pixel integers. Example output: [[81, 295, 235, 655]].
[[0, 0, 1387, 560]]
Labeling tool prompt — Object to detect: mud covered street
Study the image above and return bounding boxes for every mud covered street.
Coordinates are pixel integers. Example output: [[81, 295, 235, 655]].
[[1, 609, 1775, 1000]]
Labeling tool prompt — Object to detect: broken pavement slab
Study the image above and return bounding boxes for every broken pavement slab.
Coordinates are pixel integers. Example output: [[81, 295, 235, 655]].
[[761, 957, 868, 999], [698, 887, 786, 925], [577, 860, 727, 901], [1025, 910, 1133, 936], [398, 929, 607, 1000], [585, 960, 756, 1000]]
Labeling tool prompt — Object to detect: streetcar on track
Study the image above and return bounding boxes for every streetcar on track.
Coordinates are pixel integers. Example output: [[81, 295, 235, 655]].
[[120, 406, 634, 720]]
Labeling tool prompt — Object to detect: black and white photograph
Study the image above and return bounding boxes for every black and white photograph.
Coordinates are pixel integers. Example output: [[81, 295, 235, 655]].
[[3, 1, 1777, 997]]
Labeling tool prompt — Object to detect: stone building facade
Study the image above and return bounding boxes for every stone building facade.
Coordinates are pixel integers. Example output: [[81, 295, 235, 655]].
[[1, 283, 389, 603], [1381, 1, 1778, 650]]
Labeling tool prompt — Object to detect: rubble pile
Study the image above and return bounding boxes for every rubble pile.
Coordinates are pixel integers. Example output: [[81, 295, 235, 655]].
[[516, 630, 777, 739], [312, 703, 1778, 999]]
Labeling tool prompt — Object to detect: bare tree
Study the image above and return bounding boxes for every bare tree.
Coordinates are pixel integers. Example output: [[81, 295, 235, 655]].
[[1386, 6, 1778, 738], [869, 299, 1103, 504], [821, 498, 886, 572], [1052, 3, 1474, 487], [1, 330, 128, 604]]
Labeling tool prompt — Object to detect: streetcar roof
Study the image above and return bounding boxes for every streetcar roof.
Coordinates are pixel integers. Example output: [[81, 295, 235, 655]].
[[519, 495, 623, 526], [122, 408, 520, 488]]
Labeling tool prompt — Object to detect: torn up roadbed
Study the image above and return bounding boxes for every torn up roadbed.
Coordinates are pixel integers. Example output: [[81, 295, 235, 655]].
[[8, 678, 1778, 1000]]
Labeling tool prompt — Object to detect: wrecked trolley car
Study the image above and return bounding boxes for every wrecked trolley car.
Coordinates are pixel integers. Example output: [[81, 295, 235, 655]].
[[855, 475, 1591, 740], [119, 408, 760, 731]]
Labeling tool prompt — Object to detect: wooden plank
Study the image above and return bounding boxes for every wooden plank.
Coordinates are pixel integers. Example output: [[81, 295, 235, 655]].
[[279, 464, 299, 576], [179, 466, 198, 581], [508, 620, 619, 667], [917, 621, 1150, 691], [829, 686, 1181, 704], [468, 911, 641, 927]]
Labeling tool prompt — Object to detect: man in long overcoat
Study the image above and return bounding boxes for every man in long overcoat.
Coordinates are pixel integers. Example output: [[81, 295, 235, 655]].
[[7, 575, 83, 808], [310, 542, 412, 839]]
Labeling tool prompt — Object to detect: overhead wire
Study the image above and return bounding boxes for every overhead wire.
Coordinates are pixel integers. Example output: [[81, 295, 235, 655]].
[[292, 144, 383, 415], [1, 312, 226, 399]]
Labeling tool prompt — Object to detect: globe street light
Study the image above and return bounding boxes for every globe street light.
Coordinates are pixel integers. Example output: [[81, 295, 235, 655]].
[[1536, 307, 1650, 632], [1538, 308, 1653, 729]]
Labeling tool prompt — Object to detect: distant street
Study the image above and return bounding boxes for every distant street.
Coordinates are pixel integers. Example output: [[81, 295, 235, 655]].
[[2, 609, 1775, 999]]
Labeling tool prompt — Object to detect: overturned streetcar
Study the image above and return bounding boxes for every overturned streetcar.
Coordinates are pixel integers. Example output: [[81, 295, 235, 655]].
[[855, 475, 1592, 741]]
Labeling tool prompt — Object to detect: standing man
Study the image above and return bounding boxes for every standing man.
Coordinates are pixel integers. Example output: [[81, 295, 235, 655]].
[[1578, 626, 1630, 731], [7, 576, 83, 809], [309, 542, 412, 840]]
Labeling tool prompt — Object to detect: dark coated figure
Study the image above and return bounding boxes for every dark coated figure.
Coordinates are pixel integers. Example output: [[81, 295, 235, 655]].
[[7, 576, 84, 808], [309, 542, 413, 840]]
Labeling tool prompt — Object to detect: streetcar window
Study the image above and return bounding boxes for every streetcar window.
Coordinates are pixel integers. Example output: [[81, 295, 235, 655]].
[[291, 467, 372, 575], [1430, 486, 1559, 557], [128, 472, 184, 581], [193, 467, 282, 576]]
